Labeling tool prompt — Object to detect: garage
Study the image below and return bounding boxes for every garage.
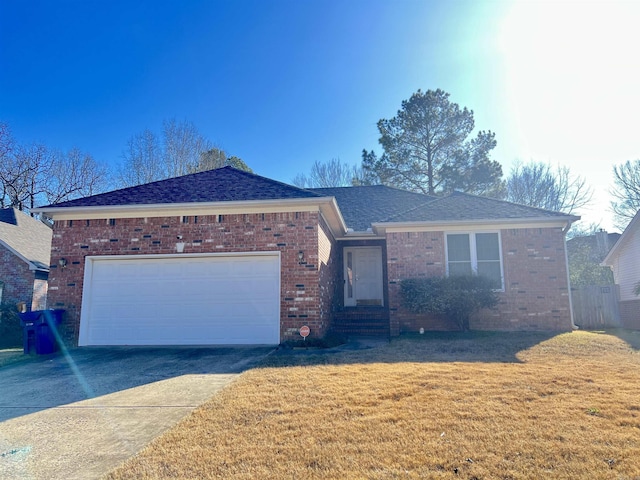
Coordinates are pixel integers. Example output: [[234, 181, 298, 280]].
[[78, 252, 281, 346]]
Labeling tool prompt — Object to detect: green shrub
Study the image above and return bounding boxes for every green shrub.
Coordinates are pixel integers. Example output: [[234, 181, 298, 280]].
[[0, 303, 23, 348], [401, 275, 499, 330]]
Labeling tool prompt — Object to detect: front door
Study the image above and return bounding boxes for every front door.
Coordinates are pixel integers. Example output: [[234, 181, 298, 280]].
[[344, 247, 384, 307]]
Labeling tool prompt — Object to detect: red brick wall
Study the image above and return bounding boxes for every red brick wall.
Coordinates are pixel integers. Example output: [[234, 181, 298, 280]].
[[0, 245, 37, 310], [48, 211, 326, 345], [619, 300, 640, 329], [386, 231, 446, 335], [386, 228, 573, 334], [317, 215, 338, 335]]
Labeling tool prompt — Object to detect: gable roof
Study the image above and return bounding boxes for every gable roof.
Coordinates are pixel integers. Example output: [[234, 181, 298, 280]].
[[41, 167, 322, 209], [309, 185, 436, 231], [376, 191, 579, 225], [602, 209, 640, 266], [0, 208, 52, 271]]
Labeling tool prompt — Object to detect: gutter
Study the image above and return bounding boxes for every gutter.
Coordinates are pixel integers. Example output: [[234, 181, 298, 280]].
[[563, 218, 579, 330]]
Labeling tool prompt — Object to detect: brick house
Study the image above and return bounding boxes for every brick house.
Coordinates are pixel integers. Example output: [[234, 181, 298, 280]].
[[33, 167, 578, 346], [0, 208, 52, 311], [602, 210, 640, 329]]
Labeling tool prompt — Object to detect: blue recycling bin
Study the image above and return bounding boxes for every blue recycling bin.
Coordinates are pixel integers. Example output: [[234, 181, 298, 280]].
[[19, 309, 64, 355]]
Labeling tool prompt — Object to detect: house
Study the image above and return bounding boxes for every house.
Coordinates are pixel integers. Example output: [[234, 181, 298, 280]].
[[602, 210, 640, 329], [0, 208, 52, 311], [33, 167, 578, 346]]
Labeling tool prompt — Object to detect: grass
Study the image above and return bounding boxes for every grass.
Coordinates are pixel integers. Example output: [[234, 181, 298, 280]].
[[106, 330, 640, 479]]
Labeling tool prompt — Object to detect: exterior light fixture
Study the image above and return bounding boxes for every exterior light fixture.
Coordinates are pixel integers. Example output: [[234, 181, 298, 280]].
[[298, 251, 304, 261], [58, 258, 67, 268]]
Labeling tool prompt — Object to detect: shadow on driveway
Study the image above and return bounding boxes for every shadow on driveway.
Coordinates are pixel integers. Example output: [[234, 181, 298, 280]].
[[0, 346, 274, 480], [0, 346, 274, 423]]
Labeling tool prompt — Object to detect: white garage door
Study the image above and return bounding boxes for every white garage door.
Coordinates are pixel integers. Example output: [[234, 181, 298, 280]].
[[79, 253, 280, 346]]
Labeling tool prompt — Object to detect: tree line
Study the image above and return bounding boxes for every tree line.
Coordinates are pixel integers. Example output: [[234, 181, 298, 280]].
[[2, 89, 640, 231], [291, 89, 639, 231], [0, 119, 250, 215]]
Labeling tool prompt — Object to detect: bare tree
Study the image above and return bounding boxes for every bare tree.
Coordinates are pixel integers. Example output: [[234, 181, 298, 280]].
[[610, 159, 640, 230], [0, 122, 14, 161], [0, 122, 109, 213], [0, 139, 52, 211], [118, 129, 163, 187], [46, 148, 108, 205], [292, 158, 360, 188], [506, 161, 592, 214], [162, 118, 212, 178], [118, 119, 250, 187]]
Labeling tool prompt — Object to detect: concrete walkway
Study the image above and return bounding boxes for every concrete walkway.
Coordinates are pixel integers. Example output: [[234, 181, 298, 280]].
[[0, 346, 274, 480]]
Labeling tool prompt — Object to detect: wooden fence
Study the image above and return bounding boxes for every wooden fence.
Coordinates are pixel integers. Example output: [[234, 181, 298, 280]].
[[571, 285, 621, 329]]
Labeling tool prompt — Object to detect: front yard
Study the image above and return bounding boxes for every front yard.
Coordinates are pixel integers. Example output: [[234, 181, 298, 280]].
[[107, 330, 640, 479]]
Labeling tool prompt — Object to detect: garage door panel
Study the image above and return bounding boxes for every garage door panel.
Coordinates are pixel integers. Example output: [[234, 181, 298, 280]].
[[80, 253, 281, 346]]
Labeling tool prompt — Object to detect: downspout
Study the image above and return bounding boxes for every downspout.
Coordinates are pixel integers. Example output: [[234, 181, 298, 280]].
[[562, 222, 578, 330]]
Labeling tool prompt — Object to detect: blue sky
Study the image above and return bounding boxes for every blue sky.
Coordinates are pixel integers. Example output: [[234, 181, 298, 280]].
[[1, 0, 639, 230]]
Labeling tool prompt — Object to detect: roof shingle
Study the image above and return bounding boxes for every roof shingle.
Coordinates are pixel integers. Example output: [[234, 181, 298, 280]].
[[0, 208, 52, 270], [40, 167, 575, 232], [379, 191, 576, 224], [309, 185, 435, 231], [42, 167, 321, 209]]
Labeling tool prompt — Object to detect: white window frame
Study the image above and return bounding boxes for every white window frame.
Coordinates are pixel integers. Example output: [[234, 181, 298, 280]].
[[445, 231, 504, 291]]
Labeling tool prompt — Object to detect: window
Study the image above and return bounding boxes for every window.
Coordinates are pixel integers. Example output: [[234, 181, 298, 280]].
[[446, 232, 503, 288]]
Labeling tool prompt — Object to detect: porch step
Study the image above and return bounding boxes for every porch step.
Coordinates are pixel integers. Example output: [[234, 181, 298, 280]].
[[331, 308, 390, 337]]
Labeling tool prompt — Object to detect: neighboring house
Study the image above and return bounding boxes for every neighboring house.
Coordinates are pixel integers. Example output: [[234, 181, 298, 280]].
[[0, 208, 53, 311], [602, 210, 640, 329], [33, 167, 578, 347]]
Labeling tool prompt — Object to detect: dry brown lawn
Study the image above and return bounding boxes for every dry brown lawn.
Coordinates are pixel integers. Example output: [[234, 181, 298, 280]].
[[106, 330, 640, 479]]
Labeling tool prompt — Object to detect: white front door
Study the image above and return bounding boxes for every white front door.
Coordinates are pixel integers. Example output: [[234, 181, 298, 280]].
[[344, 247, 384, 307]]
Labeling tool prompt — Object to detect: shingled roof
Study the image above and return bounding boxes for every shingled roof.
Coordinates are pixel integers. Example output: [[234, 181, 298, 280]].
[[42, 167, 322, 209], [309, 185, 435, 231], [0, 208, 52, 271], [379, 191, 577, 224], [39, 167, 576, 232]]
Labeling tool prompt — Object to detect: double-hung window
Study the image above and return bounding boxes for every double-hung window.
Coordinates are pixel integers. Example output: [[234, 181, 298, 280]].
[[446, 232, 503, 289]]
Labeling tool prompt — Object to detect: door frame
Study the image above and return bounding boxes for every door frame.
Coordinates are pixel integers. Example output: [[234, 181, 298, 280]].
[[343, 246, 384, 307]]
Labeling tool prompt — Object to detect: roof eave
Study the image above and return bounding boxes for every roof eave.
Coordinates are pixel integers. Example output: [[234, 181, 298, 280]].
[[372, 215, 579, 233], [34, 197, 332, 219], [33, 197, 349, 238], [318, 197, 348, 237], [0, 239, 50, 272], [602, 210, 640, 266]]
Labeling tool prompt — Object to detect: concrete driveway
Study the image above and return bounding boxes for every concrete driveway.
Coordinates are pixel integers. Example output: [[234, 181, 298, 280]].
[[0, 346, 274, 480]]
